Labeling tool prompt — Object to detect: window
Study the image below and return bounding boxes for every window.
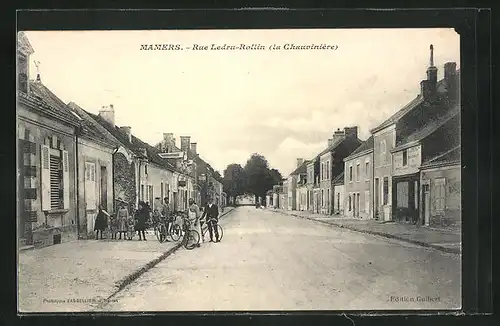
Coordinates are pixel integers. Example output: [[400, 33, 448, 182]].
[[41, 144, 69, 211], [160, 182, 164, 200], [383, 177, 389, 205], [141, 185, 144, 201], [434, 178, 446, 213], [326, 161, 330, 180], [396, 181, 409, 208], [321, 189, 324, 207], [145, 164, 148, 175], [365, 161, 369, 178], [402, 150, 408, 166], [84, 162, 96, 210], [349, 166, 353, 182], [356, 163, 360, 182], [380, 140, 386, 162], [348, 195, 352, 211]]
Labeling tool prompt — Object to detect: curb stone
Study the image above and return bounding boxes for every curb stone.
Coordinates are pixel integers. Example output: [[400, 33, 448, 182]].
[[273, 210, 461, 255], [94, 206, 237, 310]]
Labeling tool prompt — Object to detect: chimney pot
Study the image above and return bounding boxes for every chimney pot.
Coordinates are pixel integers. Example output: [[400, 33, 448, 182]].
[[190, 142, 197, 154], [98, 104, 115, 125], [296, 158, 304, 168], [344, 126, 358, 139], [120, 126, 132, 143]]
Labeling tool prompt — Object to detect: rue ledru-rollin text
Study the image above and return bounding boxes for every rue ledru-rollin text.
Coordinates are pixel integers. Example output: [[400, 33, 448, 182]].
[[140, 43, 338, 51]]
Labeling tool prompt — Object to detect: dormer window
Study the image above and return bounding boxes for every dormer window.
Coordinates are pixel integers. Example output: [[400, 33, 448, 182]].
[[18, 53, 28, 93]]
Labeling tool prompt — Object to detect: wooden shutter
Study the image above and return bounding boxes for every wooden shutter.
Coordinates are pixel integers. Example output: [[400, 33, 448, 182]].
[[85, 162, 96, 210], [62, 150, 70, 209], [40, 144, 51, 210]]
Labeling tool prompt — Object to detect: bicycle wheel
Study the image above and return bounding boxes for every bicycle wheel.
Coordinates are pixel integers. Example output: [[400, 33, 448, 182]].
[[170, 224, 182, 242], [216, 225, 223, 242], [154, 225, 164, 243], [184, 230, 200, 250]]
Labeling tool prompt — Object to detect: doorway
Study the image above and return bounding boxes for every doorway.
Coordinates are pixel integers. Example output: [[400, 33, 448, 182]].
[[423, 184, 430, 225], [100, 166, 107, 210], [375, 178, 380, 219], [357, 193, 361, 218]]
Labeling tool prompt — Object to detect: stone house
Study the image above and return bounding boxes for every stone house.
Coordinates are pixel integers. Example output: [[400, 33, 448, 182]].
[[291, 159, 309, 211], [306, 159, 319, 213], [391, 104, 460, 225], [67, 102, 120, 238], [316, 127, 363, 215], [17, 32, 81, 247], [370, 45, 459, 222], [419, 146, 461, 229], [344, 136, 374, 219], [88, 110, 181, 214]]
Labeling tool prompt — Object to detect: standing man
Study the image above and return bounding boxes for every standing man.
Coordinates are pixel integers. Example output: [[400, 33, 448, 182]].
[[201, 196, 220, 243], [162, 197, 172, 239], [188, 198, 202, 247]]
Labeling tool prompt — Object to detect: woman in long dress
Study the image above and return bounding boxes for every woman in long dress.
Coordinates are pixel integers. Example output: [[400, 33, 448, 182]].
[[117, 203, 129, 240], [94, 205, 109, 240], [135, 201, 148, 241]]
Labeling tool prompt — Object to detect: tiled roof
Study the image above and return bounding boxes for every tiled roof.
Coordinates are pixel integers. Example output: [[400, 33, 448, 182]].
[[289, 160, 309, 176], [317, 137, 345, 157], [24, 81, 81, 126], [371, 95, 424, 133], [67, 102, 118, 147], [345, 136, 374, 160], [332, 171, 344, 185], [87, 111, 176, 171], [421, 146, 461, 168], [370, 75, 454, 134], [394, 105, 460, 150]]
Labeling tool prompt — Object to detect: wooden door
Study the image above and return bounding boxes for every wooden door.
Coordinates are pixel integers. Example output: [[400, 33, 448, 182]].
[[100, 166, 107, 210]]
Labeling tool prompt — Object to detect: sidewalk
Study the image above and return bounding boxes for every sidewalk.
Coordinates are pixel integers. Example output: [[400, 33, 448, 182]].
[[269, 208, 461, 255], [18, 206, 236, 313]]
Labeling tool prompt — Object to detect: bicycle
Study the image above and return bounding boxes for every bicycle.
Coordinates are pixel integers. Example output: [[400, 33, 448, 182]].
[[179, 214, 200, 250], [201, 218, 224, 242], [154, 214, 183, 243]]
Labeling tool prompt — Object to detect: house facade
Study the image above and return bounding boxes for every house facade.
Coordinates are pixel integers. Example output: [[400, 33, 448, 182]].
[[344, 136, 374, 219], [17, 32, 81, 247], [306, 159, 317, 213], [67, 102, 119, 238], [317, 127, 362, 216], [371, 45, 458, 222], [419, 146, 461, 228]]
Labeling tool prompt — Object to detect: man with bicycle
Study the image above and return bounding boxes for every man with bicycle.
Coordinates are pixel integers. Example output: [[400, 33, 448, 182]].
[[201, 196, 220, 243], [188, 198, 203, 247]]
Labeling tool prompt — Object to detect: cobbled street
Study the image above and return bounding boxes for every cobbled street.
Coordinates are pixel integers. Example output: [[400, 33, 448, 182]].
[[98, 206, 461, 311]]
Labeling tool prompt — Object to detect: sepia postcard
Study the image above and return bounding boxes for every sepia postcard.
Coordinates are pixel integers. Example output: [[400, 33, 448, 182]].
[[17, 27, 461, 312]]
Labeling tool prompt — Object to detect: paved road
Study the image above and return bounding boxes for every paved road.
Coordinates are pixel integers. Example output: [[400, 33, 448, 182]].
[[99, 206, 461, 311]]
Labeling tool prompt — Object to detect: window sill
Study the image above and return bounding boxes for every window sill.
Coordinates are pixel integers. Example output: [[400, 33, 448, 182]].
[[44, 209, 69, 215]]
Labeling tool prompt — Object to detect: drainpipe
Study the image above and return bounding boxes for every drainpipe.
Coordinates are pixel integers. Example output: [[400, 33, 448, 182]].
[[75, 129, 81, 240], [112, 147, 119, 212]]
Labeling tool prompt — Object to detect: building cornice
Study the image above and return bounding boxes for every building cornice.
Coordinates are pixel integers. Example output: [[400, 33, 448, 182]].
[[419, 160, 461, 170], [391, 141, 420, 153]]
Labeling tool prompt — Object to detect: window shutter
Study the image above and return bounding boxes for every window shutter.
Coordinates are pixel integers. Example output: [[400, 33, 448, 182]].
[[40, 144, 51, 210], [62, 150, 70, 209]]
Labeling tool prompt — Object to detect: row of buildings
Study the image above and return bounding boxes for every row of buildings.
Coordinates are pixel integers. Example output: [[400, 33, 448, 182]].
[[267, 45, 461, 230], [17, 32, 226, 248]]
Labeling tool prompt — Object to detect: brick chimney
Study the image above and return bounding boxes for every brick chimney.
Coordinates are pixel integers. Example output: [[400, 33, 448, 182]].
[[344, 126, 358, 139], [331, 128, 345, 144], [99, 104, 115, 125], [421, 45, 438, 101], [190, 142, 197, 154], [163, 133, 174, 152], [119, 126, 132, 143], [444, 62, 458, 103], [327, 138, 333, 147], [296, 158, 304, 168], [180, 136, 191, 153]]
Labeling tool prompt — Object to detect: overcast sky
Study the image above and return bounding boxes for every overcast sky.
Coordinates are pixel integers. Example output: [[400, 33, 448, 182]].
[[24, 29, 459, 176]]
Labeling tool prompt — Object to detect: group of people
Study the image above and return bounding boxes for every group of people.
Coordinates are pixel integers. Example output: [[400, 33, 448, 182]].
[[93, 195, 221, 245], [93, 200, 152, 241]]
